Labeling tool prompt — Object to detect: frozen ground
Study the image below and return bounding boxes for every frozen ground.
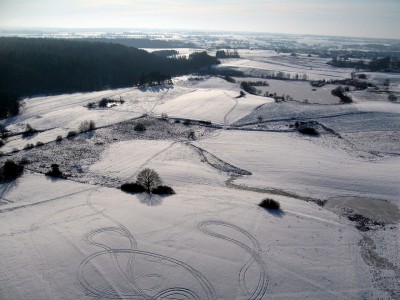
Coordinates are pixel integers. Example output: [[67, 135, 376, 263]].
[[1, 67, 400, 298], [218, 50, 352, 81], [235, 77, 340, 104]]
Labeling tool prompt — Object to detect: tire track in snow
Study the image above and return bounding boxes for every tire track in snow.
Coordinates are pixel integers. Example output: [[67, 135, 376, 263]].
[[78, 190, 217, 299], [124, 141, 178, 182], [223, 92, 239, 127], [198, 220, 269, 299]]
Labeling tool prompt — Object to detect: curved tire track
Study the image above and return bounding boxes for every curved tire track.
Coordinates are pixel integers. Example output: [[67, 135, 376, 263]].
[[78, 191, 217, 300], [198, 220, 268, 300]]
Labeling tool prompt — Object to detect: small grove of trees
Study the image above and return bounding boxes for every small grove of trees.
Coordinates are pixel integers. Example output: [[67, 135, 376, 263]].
[[388, 94, 397, 102], [259, 198, 281, 210], [98, 97, 125, 108], [0, 159, 24, 181], [292, 121, 320, 136], [216, 50, 240, 58], [45, 164, 66, 179], [240, 82, 258, 95], [331, 86, 352, 103], [139, 71, 173, 87], [79, 120, 96, 133], [134, 123, 146, 132], [121, 168, 175, 195], [152, 50, 179, 58], [22, 124, 38, 137]]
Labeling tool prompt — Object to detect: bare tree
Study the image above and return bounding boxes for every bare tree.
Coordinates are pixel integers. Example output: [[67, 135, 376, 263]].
[[136, 168, 162, 194]]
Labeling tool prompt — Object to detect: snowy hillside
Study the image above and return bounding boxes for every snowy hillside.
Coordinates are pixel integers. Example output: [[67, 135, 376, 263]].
[[1, 67, 400, 299]]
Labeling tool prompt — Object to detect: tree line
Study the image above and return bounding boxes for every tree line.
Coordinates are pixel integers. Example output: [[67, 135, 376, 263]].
[[0, 37, 219, 119], [328, 56, 400, 72]]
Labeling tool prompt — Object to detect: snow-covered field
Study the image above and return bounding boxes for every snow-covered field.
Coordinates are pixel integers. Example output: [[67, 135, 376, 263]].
[[218, 50, 352, 81], [236, 77, 340, 104], [1, 60, 400, 299]]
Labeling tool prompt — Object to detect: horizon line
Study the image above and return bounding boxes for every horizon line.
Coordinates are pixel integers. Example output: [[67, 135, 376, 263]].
[[1, 26, 399, 42]]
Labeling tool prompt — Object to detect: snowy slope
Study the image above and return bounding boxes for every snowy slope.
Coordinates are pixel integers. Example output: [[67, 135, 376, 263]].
[[195, 130, 400, 202], [0, 169, 380, 299]]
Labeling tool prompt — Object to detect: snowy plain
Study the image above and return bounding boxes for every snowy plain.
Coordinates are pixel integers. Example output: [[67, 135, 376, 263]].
[[1, 53, 400, 299]]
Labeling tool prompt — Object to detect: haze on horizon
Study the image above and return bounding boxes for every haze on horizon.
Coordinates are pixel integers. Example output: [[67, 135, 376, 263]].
[[0, 0, 399, 40]]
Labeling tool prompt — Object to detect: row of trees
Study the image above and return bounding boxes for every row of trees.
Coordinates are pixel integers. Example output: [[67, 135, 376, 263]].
[[216, 50, 240, 58], [328, 56, 400, 72]]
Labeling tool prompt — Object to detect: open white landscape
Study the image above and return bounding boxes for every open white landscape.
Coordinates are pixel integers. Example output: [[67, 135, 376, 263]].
[[1, 2, 400, 297], [1, 66, 400, 299]]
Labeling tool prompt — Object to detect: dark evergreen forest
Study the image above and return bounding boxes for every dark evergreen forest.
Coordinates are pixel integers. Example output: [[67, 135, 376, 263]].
[[0, 37, 219, 119]]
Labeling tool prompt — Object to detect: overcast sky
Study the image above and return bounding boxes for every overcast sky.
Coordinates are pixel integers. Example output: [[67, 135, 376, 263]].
[[0, 0, 399, 39]]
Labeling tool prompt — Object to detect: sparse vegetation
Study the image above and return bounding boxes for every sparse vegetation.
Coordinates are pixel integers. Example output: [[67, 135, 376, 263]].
[[56, 135, 63, 142], [0, 160, 24, 181], [259, 198, 281, 210], [36, 141, 44, 147]]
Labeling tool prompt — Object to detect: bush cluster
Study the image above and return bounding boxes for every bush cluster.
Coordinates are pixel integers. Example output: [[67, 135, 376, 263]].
[[0, 160, 24, 181], [331, 86, 352, 103], [134, 123, 146, 131], [259, 198, 281, 210], [121, 183, 145, 194], [24, 143, 34, 150], [45, 164, 65, 179], [294, 121, 320, 136], [79, 120, 96, 133], [67, 131, 77, 138], [22, 124, 38, 137], [152, 185, 175, 195]]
